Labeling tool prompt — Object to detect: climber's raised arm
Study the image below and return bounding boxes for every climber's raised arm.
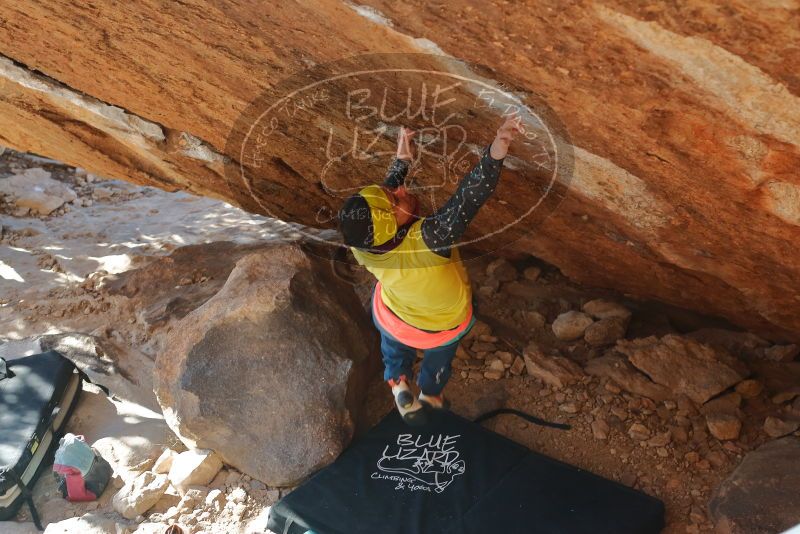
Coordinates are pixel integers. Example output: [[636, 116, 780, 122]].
[[421, 115, 521, 257]]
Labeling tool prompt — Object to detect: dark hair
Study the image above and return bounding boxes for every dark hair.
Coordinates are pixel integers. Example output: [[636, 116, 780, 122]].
[[338, 194, 373, 249]]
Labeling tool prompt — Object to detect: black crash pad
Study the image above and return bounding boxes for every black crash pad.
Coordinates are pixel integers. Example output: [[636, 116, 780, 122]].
[[0, 351, 76, 478], [267, 410, 664, 534], [1, 350, 83, 523]]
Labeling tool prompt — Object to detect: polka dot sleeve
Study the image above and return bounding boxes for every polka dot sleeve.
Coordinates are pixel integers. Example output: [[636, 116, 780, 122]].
[[421, 144, 505, 258], [383, 157, 410, 189]]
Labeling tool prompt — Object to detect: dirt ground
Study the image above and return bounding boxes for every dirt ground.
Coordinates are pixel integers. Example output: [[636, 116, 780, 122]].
[[2, 149, 797, 533], [359, 262, 768, 534]]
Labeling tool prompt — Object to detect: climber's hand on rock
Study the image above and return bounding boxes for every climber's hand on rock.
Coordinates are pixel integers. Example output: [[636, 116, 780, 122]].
[[396, 126, 416, 161], [490, 115, 522, 160]]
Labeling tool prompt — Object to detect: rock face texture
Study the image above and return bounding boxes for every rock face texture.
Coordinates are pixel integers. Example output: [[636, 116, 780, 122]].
[[709, 437, 800, 534], [154, 243, 377, 486], [1, 2, 800, 340]]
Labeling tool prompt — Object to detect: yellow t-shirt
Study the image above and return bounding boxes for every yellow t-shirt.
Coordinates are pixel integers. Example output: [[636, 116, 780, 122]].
[[351, 219, 471, 331]]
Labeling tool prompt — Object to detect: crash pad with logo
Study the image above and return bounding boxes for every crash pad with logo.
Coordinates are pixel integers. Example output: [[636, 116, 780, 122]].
[[267, 409, 664, 534]]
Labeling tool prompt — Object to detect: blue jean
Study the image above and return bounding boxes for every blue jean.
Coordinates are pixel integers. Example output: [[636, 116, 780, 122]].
[[372, 306, 474, 396]]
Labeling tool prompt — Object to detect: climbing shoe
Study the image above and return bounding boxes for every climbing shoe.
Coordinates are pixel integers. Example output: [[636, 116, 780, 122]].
[[419, 392, 450, 411], [389, 376, 427, 426]]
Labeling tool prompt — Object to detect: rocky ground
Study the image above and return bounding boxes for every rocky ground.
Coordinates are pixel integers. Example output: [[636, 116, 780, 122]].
[[357, 257, 800, 534], [1, 150, 317, 534], [2, 149, 799, 534]]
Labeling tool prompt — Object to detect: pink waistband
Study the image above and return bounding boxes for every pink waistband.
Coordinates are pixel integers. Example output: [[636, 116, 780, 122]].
[[372, 282, 472, 349]]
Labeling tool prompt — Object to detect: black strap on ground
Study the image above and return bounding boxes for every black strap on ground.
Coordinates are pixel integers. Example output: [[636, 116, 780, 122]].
[[9, 470, 42, 530], [474, 408, 571, 430]]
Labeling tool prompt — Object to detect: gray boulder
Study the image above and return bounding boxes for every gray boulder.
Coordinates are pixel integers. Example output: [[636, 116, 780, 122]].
[[154, 243, 378, 486], [709, 437, 800, 533]]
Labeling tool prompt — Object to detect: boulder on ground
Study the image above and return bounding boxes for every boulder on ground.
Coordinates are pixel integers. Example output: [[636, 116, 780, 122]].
[[0, 167, 76, 215], [763, 416, 800, 438], [616, 335, 748, 404], [735, 379, 763, 399], [154, 243, 378, 486], [523, 344, 584, 389], [584, 317, 628, 346], [584, 354, 671, 402], [551, 311, 594, 341], [168, 449, 222, 493], [706, 413, 742, 441], [152, 448, 178, 474], [581, 299, 631, 321], [112, 471, 169, 519], [709, 438, 800, 533]]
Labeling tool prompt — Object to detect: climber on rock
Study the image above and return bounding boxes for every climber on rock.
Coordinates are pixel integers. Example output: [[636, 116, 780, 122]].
[[338, 115, 522, 426]]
